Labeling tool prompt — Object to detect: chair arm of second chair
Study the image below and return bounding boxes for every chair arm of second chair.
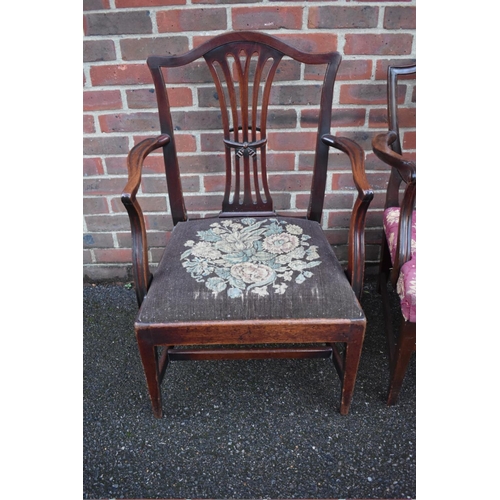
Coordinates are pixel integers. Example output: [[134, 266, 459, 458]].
[[372, 131, 416, 285], [121, 134, 171, 306], [322, 134, 374, 299]]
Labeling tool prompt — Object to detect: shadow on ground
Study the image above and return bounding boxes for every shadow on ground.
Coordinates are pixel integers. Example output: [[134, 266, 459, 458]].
[[83, 274, 415, 499]]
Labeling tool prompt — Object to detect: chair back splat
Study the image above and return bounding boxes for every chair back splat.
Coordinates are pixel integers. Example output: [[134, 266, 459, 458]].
[[122, 31, 373, 419], [147, 32, 341, 224]]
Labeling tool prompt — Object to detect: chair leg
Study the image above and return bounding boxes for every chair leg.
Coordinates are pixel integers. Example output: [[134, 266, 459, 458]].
[[136, 336, 163, 418], [387, 319, 416, 406], [377, 236, 392, 293], [339, 329, 365, 415]]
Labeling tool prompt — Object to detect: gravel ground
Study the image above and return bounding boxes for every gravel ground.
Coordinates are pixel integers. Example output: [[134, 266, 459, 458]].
[[83, 274, 415, 499]]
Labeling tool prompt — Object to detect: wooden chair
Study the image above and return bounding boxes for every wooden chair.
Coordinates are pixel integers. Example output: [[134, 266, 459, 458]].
[[372, 63, 416, 405], [121, 31, 373, 418]]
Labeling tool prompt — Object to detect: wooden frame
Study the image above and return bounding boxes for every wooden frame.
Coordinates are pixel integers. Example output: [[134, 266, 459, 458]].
[[372, 63, 416, 405], [122, 31, 374, 418]]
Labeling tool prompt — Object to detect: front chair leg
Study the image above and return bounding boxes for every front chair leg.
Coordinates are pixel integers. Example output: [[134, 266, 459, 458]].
[[339, 329, 365, 415], [136, 336, 163, 418], [387, 319, 416, 405]]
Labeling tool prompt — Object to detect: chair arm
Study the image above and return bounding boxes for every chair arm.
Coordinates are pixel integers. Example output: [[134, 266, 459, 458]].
[[372, 131, 416, 184], [121, 134, 171, 306], [322, 134, 374, 299]]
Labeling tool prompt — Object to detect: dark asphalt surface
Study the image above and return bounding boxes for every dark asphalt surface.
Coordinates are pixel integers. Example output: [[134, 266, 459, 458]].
[[83, 274, 415, 499]]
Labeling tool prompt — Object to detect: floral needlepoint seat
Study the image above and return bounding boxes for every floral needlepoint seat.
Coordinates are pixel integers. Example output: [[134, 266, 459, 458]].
[[121, 32, 374, 419], [138, 216, 362, 325]]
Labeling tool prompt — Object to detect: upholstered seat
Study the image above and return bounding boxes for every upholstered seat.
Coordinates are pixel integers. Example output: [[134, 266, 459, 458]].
[[382, 207, 416, 322], [138, 216, 364, 326]]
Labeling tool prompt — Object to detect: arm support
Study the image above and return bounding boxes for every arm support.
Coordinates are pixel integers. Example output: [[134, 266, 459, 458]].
[[121, 134, 171, 306], [372, 131, 416, 284], [372, 131, 415, 180], [322, 134, 374, 299]]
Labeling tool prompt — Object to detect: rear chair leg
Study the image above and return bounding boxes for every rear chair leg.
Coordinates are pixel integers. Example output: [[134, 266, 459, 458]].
[[136, 337, 163, 418]]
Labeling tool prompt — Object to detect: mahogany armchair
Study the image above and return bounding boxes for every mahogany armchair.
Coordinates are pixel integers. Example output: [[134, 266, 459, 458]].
[[372, 63, 416, 405], [122, 31, 373, 418]]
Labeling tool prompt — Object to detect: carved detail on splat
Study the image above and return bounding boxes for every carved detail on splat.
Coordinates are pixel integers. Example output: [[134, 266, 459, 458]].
[[204, 44, 283, 214]]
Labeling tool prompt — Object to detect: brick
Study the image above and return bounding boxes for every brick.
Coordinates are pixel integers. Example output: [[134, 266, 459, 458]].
[[384, 7, 416, 29], [327, 211, 357, 229], [141, 174, 199, 193], [336, 59, 372, 81], [127, 87, 192, 108], [117, 231, 170, 249], [83, 40, 116, 62], [368, 106, 416, 128], [403, 131, 416, 150], [84, 177, 129, 196], [297, 192, 355, 211], [106, 153, 165, 175], [308, 6, 378, 29], [184, 194, 223, 212], [83, 0, 110, 10], [115, 0, 185, 7], [83, 197, 109, 215], [301, 107, 366, 128], [84, 115, 95, 134], [90, 64, 152, 86], [267, 153, 296, 172], [268, 131, 316, 152], [270, 84, 322, 106], [273, 33, 338, 53], [375, 58, 416, 79], [339, 84, 390, 105], [192, 0, 255, 3], [163, 62, 213, 84], [232, 6, 302, 30], [83, 137, 129, 156], [145, 213, 174, 231], [85, 214, 131, 232], [344, 34, 413, 55], [105, 156, 128, 175], [83, 232, 114, 248], [84, 12, 152, 36], [83, 250, 93, 265], [120, 36, 189, 61], [203, 174, 225, 193], [84, 90, 122, 111], [94, 248, 132, 264], [269, 173, 311, 192], [157, 8, 227, 32], [99, 112, 159, 133], [83, 157, 105, 176], [178, 153, 225, 173]]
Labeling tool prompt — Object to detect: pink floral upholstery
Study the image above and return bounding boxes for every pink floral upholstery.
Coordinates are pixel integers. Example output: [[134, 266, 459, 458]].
[[383, 208, 416, 322]]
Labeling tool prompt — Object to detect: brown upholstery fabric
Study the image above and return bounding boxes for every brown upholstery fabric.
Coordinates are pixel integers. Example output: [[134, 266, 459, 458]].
[[137, 217, 364, 325]]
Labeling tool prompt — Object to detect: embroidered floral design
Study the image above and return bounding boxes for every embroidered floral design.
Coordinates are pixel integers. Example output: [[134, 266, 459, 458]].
[[180, 218, 321, 298]]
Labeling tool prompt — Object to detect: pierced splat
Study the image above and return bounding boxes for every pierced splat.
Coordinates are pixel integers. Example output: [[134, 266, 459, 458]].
[[204, 44, 283, 215]]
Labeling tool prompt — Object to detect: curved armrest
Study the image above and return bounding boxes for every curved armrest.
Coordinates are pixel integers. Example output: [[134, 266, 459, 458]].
[[121, 134, 171, 306], [372, 131, 415, 184], [322, 134, 374, 299]]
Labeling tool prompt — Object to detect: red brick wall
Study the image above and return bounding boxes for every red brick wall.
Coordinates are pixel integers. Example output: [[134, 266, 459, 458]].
[[83, 0, 416, 281]]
